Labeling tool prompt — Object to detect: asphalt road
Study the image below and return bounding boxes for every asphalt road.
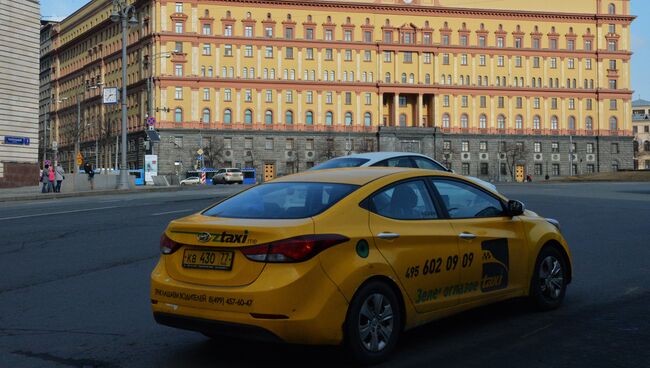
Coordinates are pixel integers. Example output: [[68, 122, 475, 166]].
[[0, 182, 649, 367]]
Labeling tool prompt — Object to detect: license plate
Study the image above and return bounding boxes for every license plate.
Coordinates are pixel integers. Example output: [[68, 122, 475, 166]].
[[182, 248, 234, 271]]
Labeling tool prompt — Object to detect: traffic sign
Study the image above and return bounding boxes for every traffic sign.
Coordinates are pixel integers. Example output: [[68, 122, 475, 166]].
[[52, 141, 58, 150], [146, 116, 156, 126], [197, 149, 204, 155], [76, 152, 83, 166]]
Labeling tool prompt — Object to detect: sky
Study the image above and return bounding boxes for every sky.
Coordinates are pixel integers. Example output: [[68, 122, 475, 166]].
[[41, 0, 650, 101]]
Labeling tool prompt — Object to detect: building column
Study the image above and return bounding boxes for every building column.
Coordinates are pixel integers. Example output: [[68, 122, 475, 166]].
[[393, 93, 399, 127], [417, 93, 424, 127], [378, 93, 384, 126]]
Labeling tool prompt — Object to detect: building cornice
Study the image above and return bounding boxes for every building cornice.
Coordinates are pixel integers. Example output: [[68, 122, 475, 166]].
[[176, 0, 636, 24]]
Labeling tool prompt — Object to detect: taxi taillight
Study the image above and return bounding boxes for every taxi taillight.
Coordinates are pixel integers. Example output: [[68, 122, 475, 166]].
[[160, 233, 181, 255], [240, 234, 349, 263]]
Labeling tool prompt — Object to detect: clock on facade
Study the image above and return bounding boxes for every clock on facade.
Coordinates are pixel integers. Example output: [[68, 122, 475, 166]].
[[102, 87, 119, 104]]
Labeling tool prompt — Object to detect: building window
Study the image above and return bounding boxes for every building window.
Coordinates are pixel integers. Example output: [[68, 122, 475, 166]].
[[202, 108, 211, 123], [244, 109, 253, 124], [174, 64, 183, 76], [265, 46, 273, 58], [552, 164, 560, 176], [265, 138, 274, 150], [534, 142, 541, 153], [244, 26, 253, 37], [515, 115, 523, 129], [202, 43, 211, 55], [535, 164, 543, 176], [345, 112, 353, 126], [610, 117, 618, 131], [497, 115, 506, 129], [202, 24, 211, 35], [224, 89, 232, 101], [223, 109, 232, 124], [305, 111, 313, 125], [224, 44, 232, 56], [174, 108, 183, 122], [224, 25, 233, 37], [175, 22, 183, 33], [479, 114, 487, 129], [611, 142, 620, 154], [306, 91, 313, 104], [326, 111, 333, 125], [174, 87, 183, 99], [403, 52, 413, 63], [462, 163, 470, 176], [551, 116, 559, 130], [610, 99, 618, 110], [285, 110, 293, 124], [326, 92, 333, 104], [550, 142, 559, 153], [460, 114, 469, 128], [265, 110, 273, 125], [364, 112, 372, 126], [203, 88, 210, 101], [442, 113, 450, 128], [399, 114, 407, 127], [265, 90, 273, 103], [568, 116, 576, 130], [245, 89, 252, 102]]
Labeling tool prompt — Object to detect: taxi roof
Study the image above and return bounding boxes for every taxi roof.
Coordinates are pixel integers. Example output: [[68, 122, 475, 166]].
[[272, 167, 453, 186]]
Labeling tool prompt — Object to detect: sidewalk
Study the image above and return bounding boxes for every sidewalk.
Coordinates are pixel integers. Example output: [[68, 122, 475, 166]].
[[0, 184, 183, 203]]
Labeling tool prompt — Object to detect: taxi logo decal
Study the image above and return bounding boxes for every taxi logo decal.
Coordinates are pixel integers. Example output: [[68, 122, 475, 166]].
[[481, 238, 509, 292], [197, 232, 211, 243], [172, 230, 252, 244]]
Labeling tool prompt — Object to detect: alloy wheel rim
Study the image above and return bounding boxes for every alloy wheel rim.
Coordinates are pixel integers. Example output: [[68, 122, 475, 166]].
[[358, 293, 394, 352], [539, 256, 564, 300]]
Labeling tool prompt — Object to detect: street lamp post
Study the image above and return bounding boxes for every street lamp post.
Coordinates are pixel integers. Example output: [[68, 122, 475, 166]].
[[111, 0, 138, 190]]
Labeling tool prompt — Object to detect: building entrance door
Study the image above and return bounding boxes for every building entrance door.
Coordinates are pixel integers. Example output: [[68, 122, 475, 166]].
[[264, 163, 275, 182], [515, 165, 525, 183]]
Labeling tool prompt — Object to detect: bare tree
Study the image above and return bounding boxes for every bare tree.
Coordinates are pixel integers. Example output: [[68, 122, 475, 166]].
[[503, 142, 530, 181], [200, 137, 225, 169], [319, 132, 337, 162], [356, 137, 376, 154], [441, 145, 458, 171]]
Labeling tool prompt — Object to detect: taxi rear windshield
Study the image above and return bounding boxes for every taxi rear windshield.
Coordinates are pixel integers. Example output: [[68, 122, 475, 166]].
[[311, 158, 370, 170], [203, 182, 359, 219]]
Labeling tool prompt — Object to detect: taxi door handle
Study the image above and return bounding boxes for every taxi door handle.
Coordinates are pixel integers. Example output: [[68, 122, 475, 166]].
[[378, 232, 400, 240], [459, 232, 477, 240]]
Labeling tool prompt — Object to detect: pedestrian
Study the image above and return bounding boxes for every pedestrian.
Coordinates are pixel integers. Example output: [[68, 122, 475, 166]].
[[55, 163, 65, 193], [40, 164, 51, 193], [84, 162, 95, 190], [48, 165, 56, 192]]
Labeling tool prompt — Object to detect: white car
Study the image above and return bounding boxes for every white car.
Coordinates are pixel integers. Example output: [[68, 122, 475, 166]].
[[311, 152, 498, 192], [180, 176, 201, 186], [212, 168, 244, 184]]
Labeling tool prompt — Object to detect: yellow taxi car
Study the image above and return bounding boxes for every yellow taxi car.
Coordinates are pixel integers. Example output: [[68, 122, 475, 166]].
[[151, 168, 571, 364]]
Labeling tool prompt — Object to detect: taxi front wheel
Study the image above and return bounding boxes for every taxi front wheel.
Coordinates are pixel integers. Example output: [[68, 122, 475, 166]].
[[529, 247, 567, 311], [344, 281, 402, 365]]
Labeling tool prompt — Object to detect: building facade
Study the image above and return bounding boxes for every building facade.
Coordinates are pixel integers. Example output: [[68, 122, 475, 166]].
[[49, 0, 635, 183], [632, 99, 650, 170], [39, 20, 60, 167], [0, 0, 41, 188]]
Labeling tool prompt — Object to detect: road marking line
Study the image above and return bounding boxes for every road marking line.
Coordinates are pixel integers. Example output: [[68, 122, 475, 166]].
[[521, 324, 553, 339], [151, 209, 194, 216], [0, 206, 121, 221]]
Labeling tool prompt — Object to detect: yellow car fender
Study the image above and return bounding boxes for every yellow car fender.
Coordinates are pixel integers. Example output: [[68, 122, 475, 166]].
[[521, 218, 573, 294]]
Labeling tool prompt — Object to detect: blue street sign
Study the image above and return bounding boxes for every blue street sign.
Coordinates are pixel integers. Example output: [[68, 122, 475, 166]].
[[197, 155, 203, 160], [4, 136, 30, 145]]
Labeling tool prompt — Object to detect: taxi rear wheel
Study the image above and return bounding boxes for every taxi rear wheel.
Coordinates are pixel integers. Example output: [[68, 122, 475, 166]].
[[344, 281, 401, 365], [529, 247, 567, 311]]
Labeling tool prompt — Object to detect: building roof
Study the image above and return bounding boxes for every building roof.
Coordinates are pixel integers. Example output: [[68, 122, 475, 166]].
[[632, 99, 650, 108]]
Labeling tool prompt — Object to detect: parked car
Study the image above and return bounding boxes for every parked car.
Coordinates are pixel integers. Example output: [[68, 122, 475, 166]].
[[311, 152, 497, 192], [212, 168, 243, 184], [180, 177, 201, 186]]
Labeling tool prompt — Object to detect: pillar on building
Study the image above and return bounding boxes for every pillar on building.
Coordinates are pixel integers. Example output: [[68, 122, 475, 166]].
[[378, 93, 383, 126], [393, 93, 399, 127], [417, 94, 424, 127]]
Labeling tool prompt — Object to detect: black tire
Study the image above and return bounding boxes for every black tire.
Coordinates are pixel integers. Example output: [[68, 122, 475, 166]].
[[529, 247, 568, 311], [344, 281, 402, 365]]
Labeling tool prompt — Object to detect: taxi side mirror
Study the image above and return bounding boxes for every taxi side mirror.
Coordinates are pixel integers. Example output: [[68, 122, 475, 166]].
[[507, 200, 525, 217]]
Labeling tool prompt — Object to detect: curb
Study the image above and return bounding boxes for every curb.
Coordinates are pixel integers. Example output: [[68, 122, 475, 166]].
[[0, 186, 184, 203]]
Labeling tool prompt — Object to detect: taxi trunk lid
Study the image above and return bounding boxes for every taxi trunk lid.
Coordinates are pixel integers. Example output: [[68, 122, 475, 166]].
[[164, 214, 314, 287]]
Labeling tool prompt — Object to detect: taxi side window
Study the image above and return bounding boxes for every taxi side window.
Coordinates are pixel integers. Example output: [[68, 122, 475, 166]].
[[432, 179, 505, 219], [372, 157, 417, 168], [412, 157, 447, 171], [369, 180, 438, 220]]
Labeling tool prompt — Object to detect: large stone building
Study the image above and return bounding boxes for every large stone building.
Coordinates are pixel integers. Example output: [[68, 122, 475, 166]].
[[39, 20, 60, 167], [632, 99, 650, 170], [0, 0, 41, 188], [48, 0, 635, 183]]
